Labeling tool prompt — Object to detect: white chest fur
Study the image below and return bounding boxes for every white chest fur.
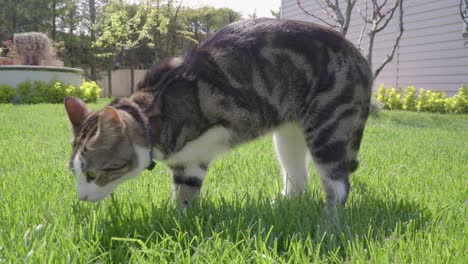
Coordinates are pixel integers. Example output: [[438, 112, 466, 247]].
[[161, 126, 232, 166]]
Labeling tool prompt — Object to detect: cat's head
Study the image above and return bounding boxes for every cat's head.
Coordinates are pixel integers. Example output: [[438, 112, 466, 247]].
[[64, 97, 150, 202]]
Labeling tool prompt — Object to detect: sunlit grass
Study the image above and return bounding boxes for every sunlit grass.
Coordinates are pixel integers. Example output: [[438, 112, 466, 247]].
[[0, 102, 466, 263]]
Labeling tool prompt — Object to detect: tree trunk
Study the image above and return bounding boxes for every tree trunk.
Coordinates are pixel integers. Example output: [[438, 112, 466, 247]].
[[130, 49, 135, 94], [52, 1, 57, 40], [367, 30, 376, 71], [89, 0, 97, 81], [12, 0, 19, 32], [154, 0, 161, 61], [107, 67, 112, 97]]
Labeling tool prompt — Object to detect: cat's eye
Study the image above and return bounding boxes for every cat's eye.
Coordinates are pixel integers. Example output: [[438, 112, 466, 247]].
[[102, 164, 127, 172], [86, 171, 97, 181]]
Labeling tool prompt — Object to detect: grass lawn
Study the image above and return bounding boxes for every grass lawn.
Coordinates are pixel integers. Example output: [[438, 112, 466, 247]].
[[0, 101, 467, 263]]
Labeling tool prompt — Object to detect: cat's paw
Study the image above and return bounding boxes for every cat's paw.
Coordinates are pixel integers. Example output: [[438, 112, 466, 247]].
[[180, 199, 189, 209], [319, 203, 347, 233]]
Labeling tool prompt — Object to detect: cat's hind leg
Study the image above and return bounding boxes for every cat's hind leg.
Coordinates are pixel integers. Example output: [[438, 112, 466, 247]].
[[302, 104, 366, 206], [170, 163, 207, 207], [273, 123, 310, 197]]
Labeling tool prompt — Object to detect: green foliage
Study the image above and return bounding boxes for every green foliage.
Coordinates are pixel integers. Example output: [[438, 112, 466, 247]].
[[386, 87, 403, 110], [17, 80, 35, 104], [1, 80, 102, 104], [78, 81, 102, 103], [94, 1, 242, 67], [375, 84, 468, 114], [402, 85, 417, 111], [0, 0, 69, 40], [374, 84, 403, 110], [0, 84, 16, 103], [416, 88, 446, 113], [445, 85, 468, 114], [375, 83, 388, 106], [2, 0, 242, 78]]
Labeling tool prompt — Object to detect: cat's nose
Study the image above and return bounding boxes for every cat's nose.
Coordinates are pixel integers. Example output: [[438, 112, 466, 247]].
[[79, 194, 89, 201]]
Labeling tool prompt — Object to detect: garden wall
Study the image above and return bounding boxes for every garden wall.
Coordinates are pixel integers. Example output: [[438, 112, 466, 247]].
[[0, 65, 83, 88], [98, 69, 147, 97]]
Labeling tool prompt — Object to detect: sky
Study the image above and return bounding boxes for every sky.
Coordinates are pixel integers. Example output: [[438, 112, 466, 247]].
[[184, 0, 282, 18]]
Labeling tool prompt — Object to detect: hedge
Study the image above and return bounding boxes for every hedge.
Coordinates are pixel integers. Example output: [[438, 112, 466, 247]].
[[374, 84, 468, 114], [0, 80, 102, 104]]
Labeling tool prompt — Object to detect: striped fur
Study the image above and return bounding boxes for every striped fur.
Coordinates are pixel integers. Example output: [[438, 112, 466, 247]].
[[66, 18, 372, 207], [65, 97, 150, 201]]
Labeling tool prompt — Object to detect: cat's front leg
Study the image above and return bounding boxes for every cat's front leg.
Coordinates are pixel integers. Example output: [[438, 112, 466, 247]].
[[170, 163, 208, 207]]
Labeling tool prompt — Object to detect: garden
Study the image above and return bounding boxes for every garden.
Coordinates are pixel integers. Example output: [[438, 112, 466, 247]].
[[0, 0, 467, 262], [0, 93, 466, 262]]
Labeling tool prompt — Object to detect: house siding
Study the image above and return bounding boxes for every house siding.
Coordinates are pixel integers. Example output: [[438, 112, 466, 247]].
[[281, 0, 468, 95]]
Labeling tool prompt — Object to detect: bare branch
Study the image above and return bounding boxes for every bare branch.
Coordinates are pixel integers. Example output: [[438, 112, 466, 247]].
[[377, 0, 390, 14], [318, 0, 341, 24], [356, 0, 372, 23], [375, 1, 398, 25], [313, 0, 330, 14], [375, 0, 399, 33], [374, 0, 404, 78], [297, 0, 405, 80], [342, 0, 357, 35], [371, 0, 379, 18], [296, 0, 337, 28], [335, 9, 345, 28], [357, 0, 369, 51]]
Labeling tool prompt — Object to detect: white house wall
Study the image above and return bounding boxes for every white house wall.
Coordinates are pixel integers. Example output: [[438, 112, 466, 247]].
[[281, 0, 468, 95]]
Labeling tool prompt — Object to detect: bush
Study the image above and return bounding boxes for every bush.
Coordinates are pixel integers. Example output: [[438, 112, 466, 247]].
[[416, 88, 446, 113], [17, 80, 35, 104], [0, 84, 16, 103], [0, 79, 102, 104], [374, 84, 403, 110], [386, 87, 403, 110], [32, 80, 51, 103], [375, 83, 388, 106], [445, 85, 468, 114], [375, 84, 468, 114], [78, 81, 101, 103], [402, 85, 417, 111]]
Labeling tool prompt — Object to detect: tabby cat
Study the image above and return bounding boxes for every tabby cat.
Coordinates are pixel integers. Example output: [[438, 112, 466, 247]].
[[64, 18, 372, 207]]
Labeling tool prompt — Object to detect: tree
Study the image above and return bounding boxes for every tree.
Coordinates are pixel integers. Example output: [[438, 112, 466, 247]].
[[248, 9, 258, 19], [0, 0, 68, 38], [181, 6, 241, 46], [0, 0, 242, 87], [271, 8, 281, 19], [297, 0, 404, 80], [93, 0, 137, 93]]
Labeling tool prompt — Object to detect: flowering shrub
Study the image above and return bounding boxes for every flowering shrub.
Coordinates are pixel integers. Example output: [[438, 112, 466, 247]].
[[77, 81, 101, 103], [374, 84, 468, 114], [0, 39, 15, 58], [402, 85, 417, 111], [445, 84, 468, 114], [0, 80, 102, 104]]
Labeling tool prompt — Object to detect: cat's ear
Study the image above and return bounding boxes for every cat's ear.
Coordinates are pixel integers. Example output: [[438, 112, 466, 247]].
[[64, 96, 89, 132], [98, 106, 125, 135]]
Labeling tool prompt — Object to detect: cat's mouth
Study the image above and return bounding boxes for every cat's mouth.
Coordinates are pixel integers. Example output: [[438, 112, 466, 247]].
[[75, 176, 121, 202], [77, 187, 112, 202], [78, 193, 106, 202]]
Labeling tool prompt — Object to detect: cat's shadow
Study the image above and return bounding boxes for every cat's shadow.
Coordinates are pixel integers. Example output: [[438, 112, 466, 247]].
[[82, 180, 430, 257]]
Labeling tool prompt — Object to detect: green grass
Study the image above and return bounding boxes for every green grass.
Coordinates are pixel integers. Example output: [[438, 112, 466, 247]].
[[0, 101, 467, 263]]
